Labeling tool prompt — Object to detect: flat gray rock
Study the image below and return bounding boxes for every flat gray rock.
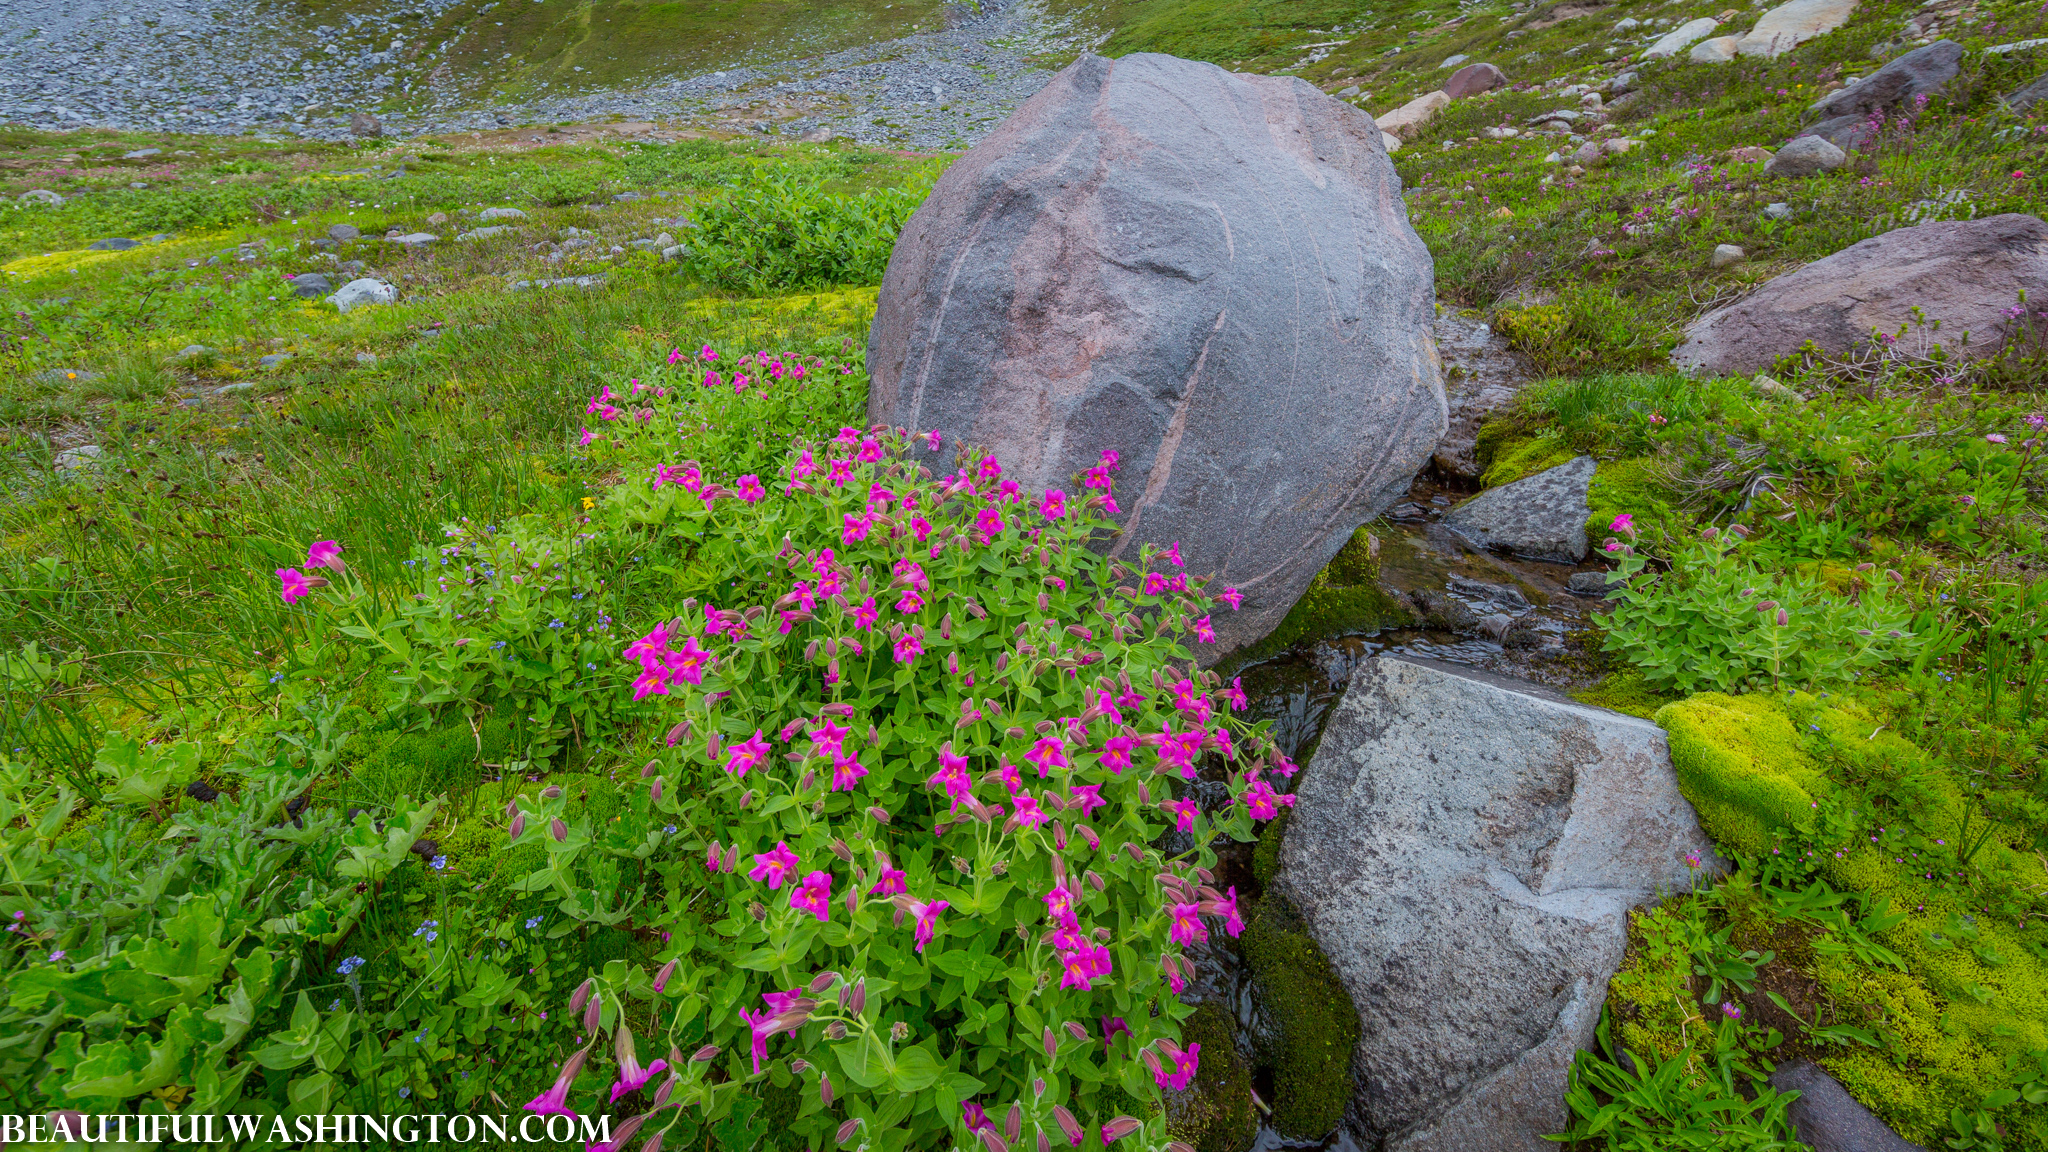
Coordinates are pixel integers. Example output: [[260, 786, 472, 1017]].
[[478, 206, 528, 221], [1736, 0, 1858, 57], [865, 52, 1444, 662], [1277, 657, 1719, 1152], [2004, 72, 2048, 115], [1443, 455, 1595, 563], [289, 273, 332, 298], [86, 238, 140, 251], [1770, 1060, 1925, 1152], [328, 224, 361, 241], [1674, 214, 2048, 375]]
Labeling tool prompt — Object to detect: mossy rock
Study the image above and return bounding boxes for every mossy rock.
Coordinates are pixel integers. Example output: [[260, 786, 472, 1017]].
[[1223, 527, 1411, 669], [1242, 895, 1358, 1140], [1165, 1001, 1257, 1152], [1570, 668, 1674, 721], [1477, 431, 1577, 489], [1252, 807, 1291, 889], [1654, 692, 1834, 856]]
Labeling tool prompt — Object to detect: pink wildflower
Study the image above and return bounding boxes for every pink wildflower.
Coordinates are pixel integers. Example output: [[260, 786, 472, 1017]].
[[749, 842, 802, 890], [724, 730, 771, 777], [790, 871, 834, 921]]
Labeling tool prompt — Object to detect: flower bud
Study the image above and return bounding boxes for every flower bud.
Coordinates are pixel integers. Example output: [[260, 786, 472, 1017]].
[[849, 979, 867, 1015], [505, 797, 520, 817], [1085, 870, 1105, 891], [509, 812, 527, 840], [826, 1020, 847, 1040], [653, 959, 678, 993], [868, 806, 891, 824], [837, 1119, 863, 1145], [799, 770, 816, 792], [666, 720, 691, 747], [542, 785, 564, 799], [1033, 1077, 1047, 1099], [1102, 1118, 1141, 1143], [583, 991, 602, 1033], [1776, 608, 1789, 626], [868, 725, 881, 747], [550, 817, 568, 842], [995, 653, 1010, 673], [1038, 1133, 1051, 1152], [1053, 1106, 1083, 1146], [980, 1129, 1011, 1152], [650, 777, 664, 803], [641, 759, 660, 777], [1044, 1026, 1057, 1058], [653, 1072, 678, 1109], [1700, 526, 1719, 540], [821, 1072, 835, 1106], [810, 970, 840, 994], [740, 789, 755, 809], [792, 1057, 812, 1074], [831, 838, 854, 863], [805, 638, 821, 661], [1064, 1020, 1089, 1043], [690, 1044, 720, 1063]]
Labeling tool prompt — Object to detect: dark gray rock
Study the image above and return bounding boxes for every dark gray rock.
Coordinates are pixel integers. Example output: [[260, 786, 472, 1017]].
[[256, 354, 292, 368], [865, 52, 1445, 662], [86, 237, 140, 251], [1444, 62, 1508, 99], [1770, 1060, 1926, 1152], [2005, 72, 2048, 115], [1567, 570, 1623, 596], [1801, 40, 1962, 149], [1433, 309, 1529, 480], [1763, 134, 1846, 177], [349, 110, 382, 136], [1277, 656, 1719, 1152], [1673, 214, 2048, 375], [328, 224, 361, 241], [1443, 456, 1595, 564], [289, 273, 332, 298]]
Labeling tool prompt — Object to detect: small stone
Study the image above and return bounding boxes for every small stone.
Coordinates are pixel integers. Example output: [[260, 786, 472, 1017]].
[[18, 190, 63, 206], [1604, 137, 1642, 156], [1440, 54, 1471, 69], [1764, 202, 1794, 219], [328, 278, 399, 313], [1573, 140, 1604, 166], [1567, 570, 1623, 596], [1642, 16, 1721, 58], [1711, 243, 1747, 268], [123, 147, 161, 159], [355, 352, 379, 365], [1728, 145, 1775, 163], [1609, 70, 1640, 93], [86, 238, 141, 251], [349, 111, 383, 137], [328, 223, 361, 241], [1544, 151, 1563, 163], [1614, 17, 1640, 30], [289, 273, 333, 298], [801, 126, 834, 142], [1443, 455, 1597, 563], [426, 212, 449, 225], [214, 382, 255, 394], [178, 344, 212, 359], [456, 226, 512, 241], [35, 368, 99, 385], [1752, 373, 1807, 402], [1764, 134, 1847, 176], [55, 444, 106, 471], [393, 232, 438, 246], [257, 354, 292, 368], [478, 206, 527, 221]]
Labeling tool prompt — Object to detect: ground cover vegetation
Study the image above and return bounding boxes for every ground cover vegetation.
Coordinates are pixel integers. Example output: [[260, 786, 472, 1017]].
[[0, 0, 2046, 1143]]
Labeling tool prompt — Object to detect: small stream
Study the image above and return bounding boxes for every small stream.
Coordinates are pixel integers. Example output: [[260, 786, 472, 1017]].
[[1186, 471, 1617, 1150]]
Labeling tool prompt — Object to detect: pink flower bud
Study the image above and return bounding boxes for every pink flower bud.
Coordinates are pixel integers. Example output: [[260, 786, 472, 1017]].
[[650, 777, 664, 803], [1053, 1106, 1083, 1146], [509, 812, 526, 840], [810, 970, 840, 993], [848, 979, 867, 1014], [542, 785, 563, 799], [690, 1044, 720, 1063], [1064, 1020, 1089, 1043], [583, 991, 602, 1032], [980, 1129, 1010, 1152], [1102, 1119, 1141, 1143], [641, 759, 660, 777], [868, 806, 891, 824], [837, 1119, 863, 1145], [666, 720, 691, 747], [820, 1072, 835, 1106], [1043, 1025, 1057, 1057], [550, 817, 568, 842], [653, 959, 678, 993]]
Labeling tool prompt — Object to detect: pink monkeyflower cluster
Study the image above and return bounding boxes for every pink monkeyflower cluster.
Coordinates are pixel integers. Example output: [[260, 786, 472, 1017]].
[[276, 539, 346, 604], [622, 620, 715, 702]]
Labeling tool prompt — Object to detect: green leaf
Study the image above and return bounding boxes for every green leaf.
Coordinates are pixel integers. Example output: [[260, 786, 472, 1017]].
[[835, 1035, 893, 1089], [890, 1044, 942, 1093]]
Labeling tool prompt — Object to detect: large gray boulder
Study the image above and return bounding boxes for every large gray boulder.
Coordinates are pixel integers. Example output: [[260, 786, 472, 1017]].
[[2004, 72, 2048, 115], [1801, 40, 1962, 149], [1443, 455, 1595, 563], [1763, 134, 1847, 177], [1736, 0, 1858, 58], [1276, 657, 1720, 1152], [1444, 62, 1508, 99], [1672, 214, 2048, 376], [865, 52, 1445, 662]]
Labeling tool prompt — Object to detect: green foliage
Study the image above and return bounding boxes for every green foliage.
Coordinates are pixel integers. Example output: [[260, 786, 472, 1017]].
[[1600, 528, 1922, 694], [1241, 896, 1359, 1139], [1494, 284, 1669, 376], [685, 162, 944, 294]]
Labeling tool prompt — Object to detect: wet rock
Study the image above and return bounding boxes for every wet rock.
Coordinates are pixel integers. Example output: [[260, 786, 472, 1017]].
[[1769, 1060, 1926, 1152], [1673, 214, 2048, 376], [1432, 309, 1529, 481], [1444, 63, 1508, 99], [328, 278, 399, 313], [1163, 1001, 1259, 1152], [1801, 41, 1962, 149], [1443, 456, 1596, 564], [1736, 0, 1859, 57], [1242, 896, 1361, 1140], [1567, 570, 1623, 596], [1277, 656, 1719, 1152], [1641, 17, 1720, 58], [1763, 134, 1846, 177], [865, 52, 1444, 664], [1408, 588, 1482, 632]]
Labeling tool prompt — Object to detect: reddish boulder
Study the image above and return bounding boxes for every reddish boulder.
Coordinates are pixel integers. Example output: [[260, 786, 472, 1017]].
[[866, 52, 1445, 661], [1444, 62, 1509, 99]]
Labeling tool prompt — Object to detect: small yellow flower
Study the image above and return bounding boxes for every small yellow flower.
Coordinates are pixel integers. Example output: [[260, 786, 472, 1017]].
[[581, 497, 596, 511]]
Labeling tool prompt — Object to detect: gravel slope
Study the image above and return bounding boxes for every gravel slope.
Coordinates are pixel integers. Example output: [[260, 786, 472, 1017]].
[[0, 0, 1095, 149]]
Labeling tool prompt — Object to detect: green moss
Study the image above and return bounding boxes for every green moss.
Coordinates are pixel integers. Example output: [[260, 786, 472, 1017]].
[[1585, 456, 1677, 551], [1165, 1001, 1256, 1152], [1252, 807, 1291, 889], [1225, 527, 1411, 668], [1606, 902, 1711, 1069], [1242, 896, 1359, 1140], [1478, 434, 1578, 489], [350, 716, 512, 804], [1654, 693, 1833, 856], [1570, 669, 1675, 721]]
